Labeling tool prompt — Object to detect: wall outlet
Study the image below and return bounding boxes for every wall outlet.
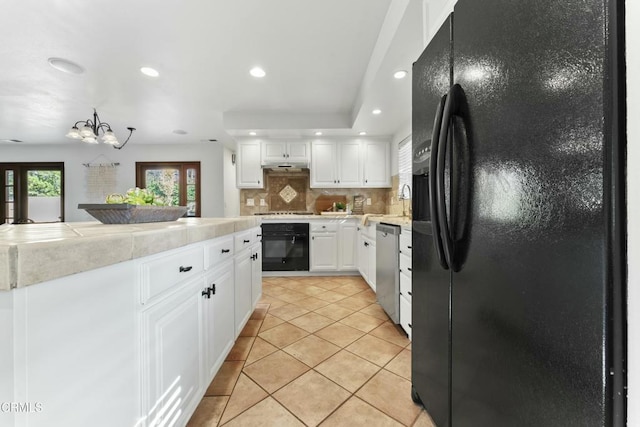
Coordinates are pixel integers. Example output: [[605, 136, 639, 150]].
[[366, 198, 372, 206], [246, 198, 255, 206], [260, 199, 267, 206]]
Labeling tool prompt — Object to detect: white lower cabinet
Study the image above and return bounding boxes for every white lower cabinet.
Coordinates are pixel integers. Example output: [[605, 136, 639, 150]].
[[251, 243, 262, 307], [339, 221, 358, 270], [141, 276, 204, 427], [399, 227, 412, 339], [310, 231, 338, 271], [309, 219, 357, 272], [234, 226, 262, 337], [357, 224, 376, 291]]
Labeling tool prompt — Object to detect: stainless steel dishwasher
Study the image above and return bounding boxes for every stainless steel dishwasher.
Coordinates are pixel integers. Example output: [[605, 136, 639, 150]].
[[376, 222, 400, 323]]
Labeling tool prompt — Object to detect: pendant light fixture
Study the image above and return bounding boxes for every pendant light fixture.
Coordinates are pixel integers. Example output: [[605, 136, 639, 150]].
[[65, 108, 135, 150]]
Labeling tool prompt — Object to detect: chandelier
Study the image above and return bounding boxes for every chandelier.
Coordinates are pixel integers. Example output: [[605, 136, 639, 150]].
[[65, 108, 136, 150]]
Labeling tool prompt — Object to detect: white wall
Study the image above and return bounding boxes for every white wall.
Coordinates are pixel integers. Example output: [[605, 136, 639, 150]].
[[223, 147, 240, 217], [0, 143, 225, 221], [626, 0, 638, 423]]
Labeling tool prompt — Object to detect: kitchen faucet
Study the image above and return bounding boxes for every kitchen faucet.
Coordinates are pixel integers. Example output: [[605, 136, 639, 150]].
[[399, 183, 412, 217]]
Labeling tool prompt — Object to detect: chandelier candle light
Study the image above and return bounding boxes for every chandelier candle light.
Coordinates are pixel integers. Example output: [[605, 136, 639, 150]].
[[65, 108, 136, 150]]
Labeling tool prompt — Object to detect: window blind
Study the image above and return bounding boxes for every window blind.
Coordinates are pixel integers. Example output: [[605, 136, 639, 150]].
[[398, 136, 412, 199]]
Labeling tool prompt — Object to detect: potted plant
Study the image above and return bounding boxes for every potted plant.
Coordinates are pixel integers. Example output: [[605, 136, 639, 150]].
[[335, 202, 346, 212]]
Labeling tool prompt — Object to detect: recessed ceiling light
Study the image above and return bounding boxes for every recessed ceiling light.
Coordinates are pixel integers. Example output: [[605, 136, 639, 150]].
[[359, 131, 367, 136], [372, 109, 382, 115], [48, 57, 84, 75], [315, 131, 322, 136], [249, 131, 257, 136], [140, 67, 159, 77], [393, 70, 408, 79], [249, 67, 266, 78], [173, 129, 188, 135]]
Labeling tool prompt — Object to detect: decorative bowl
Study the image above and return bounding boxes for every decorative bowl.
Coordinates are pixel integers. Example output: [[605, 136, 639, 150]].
[[78, 204, 188, 224]]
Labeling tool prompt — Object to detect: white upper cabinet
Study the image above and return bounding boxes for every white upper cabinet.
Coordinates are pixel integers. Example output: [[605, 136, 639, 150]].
[[236, 141, 263, 188], [262, 141, 310, 165], [363, 140, 391, 187], [310, 140, 362, 188]]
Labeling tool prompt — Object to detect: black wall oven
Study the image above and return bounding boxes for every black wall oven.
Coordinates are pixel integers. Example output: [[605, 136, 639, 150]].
[[261, 223, 309, 271]]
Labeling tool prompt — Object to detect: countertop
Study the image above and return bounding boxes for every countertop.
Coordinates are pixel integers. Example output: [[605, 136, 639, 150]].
[[259, 213, 412, 228], [0, 217, 260, 290]]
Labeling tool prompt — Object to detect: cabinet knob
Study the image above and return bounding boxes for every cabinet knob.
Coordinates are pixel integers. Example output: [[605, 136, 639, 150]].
[[407, 245, 412, 249], [364, 242, 369, 247], [408, 291, 412, 296], [408, 323, 412, 328], [243, 239, 250, 243], [365, 179, 368, 183], [408, 267, 412, 271], [179, 265, 193, 273], [201, 289, 211, 299], [221, 248, 230, 254]]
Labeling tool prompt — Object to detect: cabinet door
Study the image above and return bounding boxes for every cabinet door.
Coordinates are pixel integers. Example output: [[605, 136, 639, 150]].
[[141, 277, 203, 427], [337, 141, 362, 187], [203, 262, 235, 382], [358, 234, 370, 282], [237, 142, 263, 188], [310, 232, 338, 271], [368, 240, 377, 291], [310, 141, 337, 187], [287, 142, 310, 163], [400, 295, 412, 340], [251, 244, 262, 307], [362, 141, 390, 187], [261, 141, 287, 164], [234, 249, 253, 337], [339, 222, 357, 270]]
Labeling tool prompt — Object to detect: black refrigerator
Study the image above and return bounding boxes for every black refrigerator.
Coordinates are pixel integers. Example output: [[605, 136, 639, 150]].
[[411, 0, 626, 426]]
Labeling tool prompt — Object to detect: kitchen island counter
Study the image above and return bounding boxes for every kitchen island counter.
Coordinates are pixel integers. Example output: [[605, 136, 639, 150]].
[[0, 217, 260, 290]]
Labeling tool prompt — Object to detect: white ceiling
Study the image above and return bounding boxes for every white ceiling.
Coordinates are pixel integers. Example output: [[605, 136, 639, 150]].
[[0, 0, 426, 149]]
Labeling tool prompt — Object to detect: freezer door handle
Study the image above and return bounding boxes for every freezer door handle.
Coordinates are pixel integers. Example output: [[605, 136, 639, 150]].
[[437, 87, 456, 270], [430, 94, 450, 270]]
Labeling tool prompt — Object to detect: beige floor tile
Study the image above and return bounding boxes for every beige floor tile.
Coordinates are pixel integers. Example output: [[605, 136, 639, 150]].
[[218, 374, 269, 425], [274, 370, 350, 426], [413, 409, 437, 427], [289, 312, 335, 333], [319, 396, 403, 427], [283, 334, 340, 367], [243, 351, 309, 393], [313, 303, 354, 321], [186, 396, 229, 427], [298, 285, 330, 297], [314, 290, 349, 303], [335, 296, 374, 311], [313, 280, 345, 291], [356, 369, 422, 426], [225, 337, 255, 361], [260, 314, 285, 332], [293, 296, 331, 311], [245, 337, 279, 366], [358, 303, 391, 321], [353, 289, 378, 303], [262, 285, 289, 297], [250, 304, 269, 320], [314, 350, 380, 393], [314, 322, 365, 348], [370, 322, 411, 347], [223, 397, 304, 427], [269, 303, 310, 321], [205, 361, 244, 396], [259, 295, 288, 309], [277, 279, 304, 290], [346, 334, 403, 367], [406, 342, 412, 350], [258, 322, 309, 348], [332, 283, 366, 296], [277, 290, 309, 303], [340, 311, 386, 333], [239, 319, 262, 337], [384, 349, 411, 381]]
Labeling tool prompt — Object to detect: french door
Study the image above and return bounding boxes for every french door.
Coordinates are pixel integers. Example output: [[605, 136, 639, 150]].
[[0, 163, 65, 224], [135, 162, 201, 217]]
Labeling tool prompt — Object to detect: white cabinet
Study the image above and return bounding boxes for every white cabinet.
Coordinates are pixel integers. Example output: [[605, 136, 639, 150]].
[[310, 220, 358, 272], [251, 242, 262, 307], [310, 141, 362, 188], [399, 228, 412, 339], [262, 141, 309, 165], [236, 141, 264, 188], [357, 224, 376, 291], [234, 226, 262, 337], [203, 261, 235, 381], [141, 275, 204, 427], [363, 140, 391, 187], [339, 221, 358, 270]]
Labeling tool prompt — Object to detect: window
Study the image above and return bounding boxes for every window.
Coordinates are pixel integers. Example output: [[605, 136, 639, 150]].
[[135, 162, 201, 217], [1, 163, 65, 224], [398, 137, 412, 199]]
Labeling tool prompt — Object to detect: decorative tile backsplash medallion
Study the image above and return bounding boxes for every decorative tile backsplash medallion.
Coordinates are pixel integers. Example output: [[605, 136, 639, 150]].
[[278, 185, 298, 204]]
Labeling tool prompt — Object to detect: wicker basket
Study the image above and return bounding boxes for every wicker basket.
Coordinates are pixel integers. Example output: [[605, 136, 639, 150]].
[[78, 204, 188, 224]]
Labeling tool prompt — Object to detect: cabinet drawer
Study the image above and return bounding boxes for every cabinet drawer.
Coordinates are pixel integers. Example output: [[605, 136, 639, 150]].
[[399, 252, 412, 277], [205, 235, 234, 269], [235, 229, 254, 250], [140, 246, 204, 305], [400, 271, 412, 303], [311, 222, 338, 232], [399, 232, 412, 256], [400, 295, 412, 340]]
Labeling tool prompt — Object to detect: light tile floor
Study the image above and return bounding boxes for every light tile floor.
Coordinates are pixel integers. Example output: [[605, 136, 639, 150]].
[[187, 276, 436, 427]]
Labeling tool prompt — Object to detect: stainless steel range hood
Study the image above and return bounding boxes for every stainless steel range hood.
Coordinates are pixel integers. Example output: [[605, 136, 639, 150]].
[[262, 163, 308, 172]]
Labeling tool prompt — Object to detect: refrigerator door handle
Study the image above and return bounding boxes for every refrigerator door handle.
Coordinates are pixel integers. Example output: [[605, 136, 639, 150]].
[[429, 94, 450, 270]]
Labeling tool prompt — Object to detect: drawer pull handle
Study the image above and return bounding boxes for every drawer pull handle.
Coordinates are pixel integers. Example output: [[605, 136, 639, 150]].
[[243, 239, 250, 243], [209, 283, 216, 295], [407, 245, 412, 249], [408, 267, 412, 271], [408, 291, 412, 296], [221, 249, 230, 254], [179, 266, 193, 273], [202, 289, 211, 299], [408, 323, 412, 328]]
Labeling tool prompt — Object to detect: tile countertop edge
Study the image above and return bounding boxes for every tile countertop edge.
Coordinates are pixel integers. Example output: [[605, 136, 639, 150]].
[[0, 217, 261, 290]]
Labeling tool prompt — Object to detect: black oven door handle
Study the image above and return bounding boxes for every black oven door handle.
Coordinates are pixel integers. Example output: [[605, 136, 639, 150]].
[[292, 235, 296, 244]]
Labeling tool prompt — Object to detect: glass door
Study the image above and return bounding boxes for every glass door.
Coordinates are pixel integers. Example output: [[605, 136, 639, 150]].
[[135, 162, 201, 217]]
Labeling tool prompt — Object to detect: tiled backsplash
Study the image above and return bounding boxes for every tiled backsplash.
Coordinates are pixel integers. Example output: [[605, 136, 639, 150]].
[[239, 169, 402, 216]]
